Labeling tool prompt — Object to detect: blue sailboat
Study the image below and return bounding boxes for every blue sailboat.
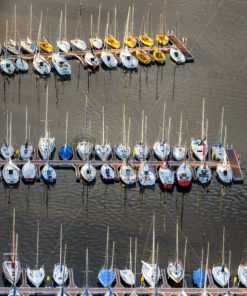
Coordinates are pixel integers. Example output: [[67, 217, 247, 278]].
[[193, 268, 206, 287], [59, 112, 73, 160], [98, 227, 116, 288]]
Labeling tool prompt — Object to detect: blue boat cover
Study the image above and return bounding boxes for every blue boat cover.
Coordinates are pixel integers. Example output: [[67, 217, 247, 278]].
[[193, 268, 206, 287], [59, 145, 73, 160], [98, 269, 116, 288]]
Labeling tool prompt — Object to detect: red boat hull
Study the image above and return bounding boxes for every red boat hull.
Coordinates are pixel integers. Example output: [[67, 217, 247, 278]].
[[176, 178, 192, 187], [160, 180, 174, 189]]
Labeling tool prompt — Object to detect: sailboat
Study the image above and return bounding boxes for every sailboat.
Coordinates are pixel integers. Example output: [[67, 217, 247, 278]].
[[135, 50, 151, 65], [216, 126, 232, 185], [193, 236, 207, 288], [212, 226, 230, 287], [176, 160, 192, 188], [153, 103, 171, 160], [80, 162, 96, 183], [153, 50, 166, 64], [141, 215, 161, 287], [39, 9, 53, 53], [124, 6, 137, 48], [120, 237, 135, 287], [133, 111, 150, 161], [52, 52, 71, 76], [158, 160, 175, 190], [191, 99, 208, 161], [120, 46, 138, 70], [41, 162, 56, 184], [101, 13, 118, 69], [3, 209, 22, 285], [89, 5, 103, 50], [212, 107, 225, 161], [105, 6, 121, 49], [81, 248, 93, 296], [0, 20, 15, 75], [138, 161, 156, 188], [53, 226, 69, 286], [21, 4, 36, 54], [70, 4, 87, 51], [167, 219, 184, 285], [95, 107, 112, 161], [38, 86, 56, 160], [20, 107, 33, 159], [77, 96, 93, 160], [119, 161, 136, 187], [98, 227, 116, 288], [27, 222, 45, 287], [22, 159, 37, 183], [33, 11, 51, 75], [1, 111, 14, 159], [100, 164, 115, 183], [238, 258, 247, 287], [2, 113, 20, 185], [156, 2, 169, 46], [139, 4, 154, 47], [170, 48, 185, 64], [57, 6, 71, 52], [15, 57, 28, 72], [173, 109, 185, 161], [115, 106, 131, 161], [197, 120, 212, 186], [177, 237, 188, 296], [59, 112, 73, 160], [4, 6, 20, 56]]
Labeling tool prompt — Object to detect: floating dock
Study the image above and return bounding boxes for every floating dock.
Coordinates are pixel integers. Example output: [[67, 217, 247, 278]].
[[0, 147, 244, 183], [0, 268, 245, 296], [2, 35, 194, 64]]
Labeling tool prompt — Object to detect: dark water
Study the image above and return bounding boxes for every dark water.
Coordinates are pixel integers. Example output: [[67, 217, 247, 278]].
[[0, 0, 247, 288]]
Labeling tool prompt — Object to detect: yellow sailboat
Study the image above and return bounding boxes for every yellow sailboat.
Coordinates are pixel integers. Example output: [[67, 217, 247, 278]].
[[124, 6, 137, 48], [124, 36, 137, 48], [104, 6, 121, 49], [135, 50, 151, 65], [156, 1, 169, 46], [153, 50, 166, 64], [139, 4, 154, 47], [39, 41, 53, 53]]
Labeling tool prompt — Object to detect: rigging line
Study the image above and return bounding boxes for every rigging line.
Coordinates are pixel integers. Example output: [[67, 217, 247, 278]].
[[141, 216, 153, 260]]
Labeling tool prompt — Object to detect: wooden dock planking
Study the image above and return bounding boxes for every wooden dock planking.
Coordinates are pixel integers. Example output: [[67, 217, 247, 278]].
[[226, 148, 244, 182], [168, 35, 194, 62]]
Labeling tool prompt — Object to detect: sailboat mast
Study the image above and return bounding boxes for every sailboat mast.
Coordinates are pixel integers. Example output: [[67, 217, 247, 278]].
[[30, 4, 32, 40], [97, 3, 101, 38], [152, 214, 155, 266], [129, 237, 132, 271], [111, 241, 115, 270], [90, 15, 93, 39], [162, 103, 166, 141], [25, 106, 28, 142], [178, 109, 183, 147], [176, 219, 179, 265], [9, 112, 12, 159], [144, 116, 147, 149], [6, 19, 8, 49], [86, 248, 89, 288], [105, 226, 109, 270], [45, 86, 48, 136], [14, 5, 17, 43], [167, 117, 171, 146], [102, 106, 105, 144], [36, 221, 40, 269], [131, 5, 134, 36], [228, 250, 231, 289], [12, 208, 16, 263], [200, 234, 204, 287], [134, 237, 137, 279], [220, 107, 224, 144], [204, 242, 209, 292], [114, 6, 117, 37], [127, 117, 131, 148], [60, 226, 63, 267], [6, 111, 9, 146], [65, 112, 68, 146], [141, 110, 144, 143], [123, 105, 126, 145], [223, 125, 227, 149], [222, 226, 225, 265], [182, 237, 188, 290], [64, 4, 67, 41], [201, 98, 205, 139], [163, 0, 167, 35]]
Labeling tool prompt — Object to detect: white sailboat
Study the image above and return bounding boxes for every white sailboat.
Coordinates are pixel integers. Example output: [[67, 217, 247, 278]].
[[0, 20, 15, 75], [20, 107, 33, 159], [138, 161, 156, 187], [167, 220, 184, 285], [120, 46, 138, 70], [4, 6, 19, 56], [159, 161, 175, 190], [170, 48, 185, 64], [22, 159, 36, 183], [53, 226, 69, 286], [15, 58, 28, 72], [114, 105, 131, 161], [41, 162, 56, 184], [2, 113, 20, 185], [153, 103, 171, 160], [191, 98, 208, 161], [89, 5, 103, 50], [212, 227, 230, 287], [1, 111, 14, 159], [216, 126, 232, 185], [177, 237, 188, 296], [95, 107, 112, 161], [80, 162, 97, 183], [52, 52, 71, 76], [70, 5, 87, 51], [120, 237, 135, 287], [100, 164, 115, 183], [119, 162, 136, 186], [238, 264, 247, 287], [56, 7, 71, 52], [133, 111, 150, 161], [141, 215, 161, 287], [33, 12, 51, 75], [27, 221, 45, 287], [38, 86, 56, 160], [173, 109, 185, 161], [21, 4, 36, 54], [3, 209, 22, 285], [212, 107, 225, 161]]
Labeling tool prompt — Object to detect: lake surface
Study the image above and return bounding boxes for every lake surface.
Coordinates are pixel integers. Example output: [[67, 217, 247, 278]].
[[0, 0, 247, 288]]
